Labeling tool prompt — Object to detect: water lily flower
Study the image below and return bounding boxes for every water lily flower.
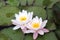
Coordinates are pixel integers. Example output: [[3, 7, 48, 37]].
[[25, 16, 49, 40], [11, 10, 33, 33]]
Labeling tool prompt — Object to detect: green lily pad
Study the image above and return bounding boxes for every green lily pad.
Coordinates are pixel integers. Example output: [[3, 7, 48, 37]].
[[48, 0, 60, 8], [42, 32, 57, 40], [0, 32, 10, 40], [48, 0, 59, 8], [1, 27, 24, 40], [20, 0, 26, 6], [26, 6, 47, 19], [34, 0, 44, 7], [0, 6, 19, 26], [46, 20, 56, 30], [55, 29, 60, 39], [43, 0, 51, 7], [27, 0, 34, 5], [46, 9, 54, 20], [37, 32, 57, 40], [24, 34, 33, 40], [24, 32, 57, 40], [0, 1, 5, 7], [7, 0, 19, 6]]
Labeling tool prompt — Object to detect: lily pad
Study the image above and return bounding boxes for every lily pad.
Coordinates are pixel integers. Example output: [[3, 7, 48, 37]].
[[46, 9, 54, 20], [20, 0, 26, 6], [43, 0, 51, 7], [42, 32, 57, 40], [1, 27, 24, 40], [24, 34, 33, 40], [0, 1, 5, 7], [0, 6, 19, 26], [24, 32, 57, 40], [34, 0, 44, 7], [7, 0, 20, 6], [48, 0, 59, 8], [0, 32, 10, 40], [46, 20, 56, 30], [27, 0, 34, 5], [55, 29, 60, 39], [26, 6, 47, 19]]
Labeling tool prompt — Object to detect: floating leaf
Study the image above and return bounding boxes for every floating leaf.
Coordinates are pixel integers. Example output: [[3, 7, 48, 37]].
[[43, 0, 51, 7], [46, 20, 56, 31], [26, 6, 47, 19], [24, 34, 33, 40], [7, 0, 19, 6], [1, 27, 24, 40], [0, 6, 19, 26], [24, 32, 57, 40], [55, 29, 60, 39], [20, 0, 26, 6], [34, 0, 44, 7], [41, 32, 57, 40], [0, 1, 5, 7], [0, 32, 10, 40], [37, 32, 57, 40], [27, 0, 34, 5], [48, 0, 59, 8], [47, 9, 54, 20]]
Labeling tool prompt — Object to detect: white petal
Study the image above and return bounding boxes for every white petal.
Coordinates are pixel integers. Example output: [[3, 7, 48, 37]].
[[13, 25, 21, 30], [32, 16, 39, 22], [19, 11, 21, 14], [15, 14, 19, 18], [35, 16, 39, 20], [22, 28, 27, 33], [39, 17, 42, 25], [21, 26, 25, 29], [42, 28, 49, 33], [25, 30, 35, 33], [33, 32, 38, 40], [28, 12, 33, 20], [40, 20, 48, 28], [11, 20, 20, 25], [38, 30, 44, 35], [22, 10, 27, 14]]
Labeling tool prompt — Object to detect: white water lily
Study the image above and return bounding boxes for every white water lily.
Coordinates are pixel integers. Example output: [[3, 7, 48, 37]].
[[11, 10, 33, 32], [25, 16, 49, 40]]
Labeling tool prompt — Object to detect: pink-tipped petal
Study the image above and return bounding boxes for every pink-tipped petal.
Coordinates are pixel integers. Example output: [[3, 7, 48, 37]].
[[40, 20, 48, 28], [33, 32, 38, 40], [42, 28, 49, 33], [25, 30, 35, 33], [38, 30, 44, 35], [22, 28, 27, 33], [20, 25, 26, 29], [13, 25, 20, 30]]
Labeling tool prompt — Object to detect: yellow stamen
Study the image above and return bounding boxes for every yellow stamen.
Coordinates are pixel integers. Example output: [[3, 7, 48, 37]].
[[20, 16, 27, 21], [32, 22, 40, 28]]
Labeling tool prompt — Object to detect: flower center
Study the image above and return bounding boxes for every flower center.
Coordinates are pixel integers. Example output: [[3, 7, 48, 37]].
[[32, 22, 40, 29], [19, 16, 27, 22]]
